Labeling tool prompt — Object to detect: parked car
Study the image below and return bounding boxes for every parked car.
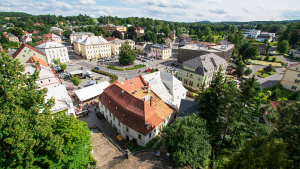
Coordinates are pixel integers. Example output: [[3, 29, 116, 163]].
[[145, 68, 151, 73], [94, 67, 100, 70], [95, 77, 103, 81], [68, 63, 74, 66], [142, 59, 146, 62]]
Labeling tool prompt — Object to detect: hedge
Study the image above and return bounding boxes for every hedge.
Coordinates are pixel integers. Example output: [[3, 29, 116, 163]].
[[107, 66, 124, 71], [91, 69, 118, 83], [125, 64, 146, 70]]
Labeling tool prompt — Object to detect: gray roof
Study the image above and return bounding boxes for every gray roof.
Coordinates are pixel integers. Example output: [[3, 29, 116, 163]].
[[218, 40, 231, 45], [6, 49, 17, 56], [144, 43, 153, 52], [180, 53, 227, 76], [177, 99, 202, 117], [152, 44, 170, 50], [257, 34, 271, 38]]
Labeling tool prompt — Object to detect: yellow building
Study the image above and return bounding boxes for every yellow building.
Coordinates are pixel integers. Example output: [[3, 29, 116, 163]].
[[101, 24, 126, 32], [280, 63, 300, 91], [80, 36, 111, 59]]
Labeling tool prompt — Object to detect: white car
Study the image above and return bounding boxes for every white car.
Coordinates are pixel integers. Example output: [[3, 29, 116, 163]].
[[86, 71, 94, 78]]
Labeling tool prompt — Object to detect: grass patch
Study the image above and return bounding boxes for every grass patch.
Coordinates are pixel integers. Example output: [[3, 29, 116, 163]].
[[125, 64, 146, 70], [256, 69, 277, 78], [126, 136, 160, 152], [260, 56, 288, 67], [91, 68, 118, 83], [184, 85, 200, 94], [250, 60, 282, 67], [107, 66, 124, 71]]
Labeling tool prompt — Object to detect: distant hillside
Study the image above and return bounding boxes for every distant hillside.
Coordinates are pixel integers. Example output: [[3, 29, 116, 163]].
[[0, 12, 32, 17]]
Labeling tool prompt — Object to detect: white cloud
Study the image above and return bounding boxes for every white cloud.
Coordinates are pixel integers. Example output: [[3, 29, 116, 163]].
[[209, 9, 226, 14], [79, 0, 96, 5]]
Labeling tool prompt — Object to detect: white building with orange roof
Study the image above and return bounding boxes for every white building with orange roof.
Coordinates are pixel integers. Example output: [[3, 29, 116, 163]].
[[98, 75, 176, 146], [35, 41, 69, 65]]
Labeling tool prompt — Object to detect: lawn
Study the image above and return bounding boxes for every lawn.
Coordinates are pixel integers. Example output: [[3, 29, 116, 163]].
[[256, 69, 277, 78], [260, 56, 287, 67], [262, 83, 293, 99], [250, 60, 282, 67], [125, 64, 146, 70], [107, 66, 124, 71]]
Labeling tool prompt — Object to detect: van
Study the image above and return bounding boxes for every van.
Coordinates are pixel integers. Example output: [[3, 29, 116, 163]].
[[86, 71, 93, 78]]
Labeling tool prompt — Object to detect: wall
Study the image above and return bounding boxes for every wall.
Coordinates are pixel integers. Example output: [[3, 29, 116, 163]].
[[37, 46, 69, 64], [281, 68, 300, 91], [15, 46, 47, 64]]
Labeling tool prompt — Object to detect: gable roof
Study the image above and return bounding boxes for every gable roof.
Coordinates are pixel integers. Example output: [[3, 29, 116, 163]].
[[287, 62, 300, 69], [36, 41, 65, 49], [12, 44, 46, 59], [26, 56, 49, 68], [180, 53, 227, 76], [99, 75, 175, 135]]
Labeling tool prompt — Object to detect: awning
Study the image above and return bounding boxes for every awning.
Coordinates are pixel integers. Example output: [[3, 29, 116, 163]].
[[74, 81, 110, 102], [116, 134, 123, 141]]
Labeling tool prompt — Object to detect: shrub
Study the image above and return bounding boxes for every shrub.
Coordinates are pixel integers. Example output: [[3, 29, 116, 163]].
[[264, 64, 274, 72], [125, 64, 146, 70], [272, 57, 277, 62], [91, 69, 118, 83], [171, 63, 175, 66], [107, 66, 124, 71], [190, 93, 196, 97]]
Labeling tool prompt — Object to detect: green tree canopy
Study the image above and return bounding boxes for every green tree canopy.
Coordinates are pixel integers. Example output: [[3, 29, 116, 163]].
[[163, 114, 211, 168], [277, 40, 289, 54], [239, 43, 258, 61], [119, 40, 136, 65], [70, 75, 81, 86], [0, 53, 92, 168]]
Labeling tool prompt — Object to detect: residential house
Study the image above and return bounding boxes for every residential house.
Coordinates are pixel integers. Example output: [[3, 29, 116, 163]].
[[21, 35, 32, 44], [178, 43, 235, 62], [106, 37, 117, 42], [256, 34, 272, 42], [43, 33, 62, 43], [12, 44, 47, 64], [3, 23, 14, 28], [252, 44, 267, 54], [32, 30, 40, 34], [280, 62, 300, 91], [162, 37, 173, 47], [177, 53, 228, 90], [151, 44, 172, 60], [136, 42, 153, 54], [70, 32, 95, 44], [50, 27, 63, 36], [44, 85, 75, 116], [143, 71, 187, 108], [75, 35, 111, 59], [242, 29, 261, 38], [168, 32, 175, 40], [24, 31, 32, 37], [109, 38, 135, 55], [135, 27, 145, 37], [35, 41, 69, 65], [98, 75, 176, 146], [23, 60, 60, 89], [3, 32, 19, 43], [261, 32, 276, 37]]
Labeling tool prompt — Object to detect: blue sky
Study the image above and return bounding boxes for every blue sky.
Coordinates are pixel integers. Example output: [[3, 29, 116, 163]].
[[1, 0, 299, 22]]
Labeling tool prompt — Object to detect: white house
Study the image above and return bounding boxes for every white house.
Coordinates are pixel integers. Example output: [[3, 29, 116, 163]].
[[256, 34, 273, 42], [143, 71, 187, 108], [108, 38, 135, 55], [70, 32, 95, 44], [79, 35, 112, 59], [151, 44, 172, 60], [98, 75, 176, 146], [242, 29, 261, 38], [261, 32, 276, 37], [44, 85, 75, 117], [35, 41, 69, 65]]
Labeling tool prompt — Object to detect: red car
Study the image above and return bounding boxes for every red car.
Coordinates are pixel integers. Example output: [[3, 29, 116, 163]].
[[145, 68, 151, 73]]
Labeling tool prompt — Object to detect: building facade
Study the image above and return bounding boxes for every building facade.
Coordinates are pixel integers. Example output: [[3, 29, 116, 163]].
[[177, 53, 228, 90], [43, 33, 62, 43], [78, 35, 111, 59], [280, 63, 300, 91], [3, 32, 19, 43], [178, 43, 234, 62], [242, 29, 261, 38], [101, 24, 127, 32], [151, 44, 172, 60], [256, 34, 272, 42], [35, 41, 69, 65], [109, 38, 135, 55], [12, 44, 47, 64], [98, 75, 176, 146]]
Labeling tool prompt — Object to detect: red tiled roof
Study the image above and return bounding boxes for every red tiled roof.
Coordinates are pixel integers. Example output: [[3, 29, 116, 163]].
[[99, 75, 175, 135], [135, 27, 144, 30], [106, 37, 116, 41], [24, 31, 31, 35], [26, 56, 49, 68], [12, 44, 46, 59], [287, 62, 300, 69], [270, 101, 294, 110], [32, 30, 40, 34]]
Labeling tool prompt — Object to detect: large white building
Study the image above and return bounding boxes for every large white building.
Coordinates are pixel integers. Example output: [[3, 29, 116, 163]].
[[151, 44, 172, 60], [108, 38, 135, 55], [70, 32, 95, 44], [143, 71, 187, 108], [78, 35, 111, 59], [35, 41, 69, 65], [98, 75, 176, 146], [242, 29, 261, 38]]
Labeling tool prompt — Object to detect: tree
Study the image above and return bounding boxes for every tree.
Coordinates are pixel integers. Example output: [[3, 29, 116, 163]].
[[70, 75, 81, 87], [277, 40, 289, 54], [60, 63, 67, 71], [239, 43, 258, 61], [263, 64, 274, 72], [144, 31, 157, 43], [64, 29, 72, 39], [112, 30, 122, 39], [0, 32, 9, 44], [268, 102, 300, 168], [289, 29, 300, 48], [278, 26, 292, 42], [127, 27, 137, 39], [119, 40, 136, 65], [287, 91, 300, 101], [224, 136, 288, 169], [244, 67, 253, 76], [0, 53, 92, 168], [163, 114, 211, 168], [162, 25, 171, 37]]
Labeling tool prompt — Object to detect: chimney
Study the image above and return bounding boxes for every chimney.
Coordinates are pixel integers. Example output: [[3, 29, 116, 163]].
[[88, 35, 91, 37], [125, 77, 128, 80], [35, 61, 41, 70], [150, 96, 153, 106]]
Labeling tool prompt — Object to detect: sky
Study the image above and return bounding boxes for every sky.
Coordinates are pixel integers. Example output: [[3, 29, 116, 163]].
[[0, 0, 300, 22]]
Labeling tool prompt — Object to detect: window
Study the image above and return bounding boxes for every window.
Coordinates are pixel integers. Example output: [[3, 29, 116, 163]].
[[24, 50, 26, 52], [296, 67, 299, 71], [149, 133, 152, 138], [48, 79, 51, 82], [295, 79, 300, 84], [118, 121, 120, 126], [291, 86, 297, 90], [126, 127, 129, 132], [40, 81, 43, 84], [138, 134, 141, 140], [23, 55, 25, 57], [154, 129, 156, 133], [298, 74, 300, 77]]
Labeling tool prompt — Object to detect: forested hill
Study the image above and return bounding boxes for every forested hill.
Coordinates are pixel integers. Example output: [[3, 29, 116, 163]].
[[0, 12, 32, 17]]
